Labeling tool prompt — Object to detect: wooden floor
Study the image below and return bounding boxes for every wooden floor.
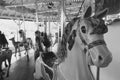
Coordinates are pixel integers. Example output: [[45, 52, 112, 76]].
[[3, 49, 35, 80]]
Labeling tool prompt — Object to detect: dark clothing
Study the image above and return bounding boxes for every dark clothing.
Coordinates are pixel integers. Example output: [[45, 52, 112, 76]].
[[0, 33, 8, 47], [35, 36, 43, 52], [42, 33, 51, 48], [1, 34, 8, 44]]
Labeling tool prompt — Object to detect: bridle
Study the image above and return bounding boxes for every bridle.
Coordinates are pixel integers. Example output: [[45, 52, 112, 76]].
[[88, 40, 106, 49]]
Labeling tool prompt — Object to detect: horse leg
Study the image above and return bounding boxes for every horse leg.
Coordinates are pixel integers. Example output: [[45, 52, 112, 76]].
[[24, 48, 26, 55], [0, 72, 3, 80], [0, 63, 4, 80], [4, 60, 8, 67], [6, 50, 12, 77], [26, 49, 29, 61], [6, 61, 11, 77], [15, 48, 17, 57], [18, 47, 21, 56], [6, 58, 12, 77]]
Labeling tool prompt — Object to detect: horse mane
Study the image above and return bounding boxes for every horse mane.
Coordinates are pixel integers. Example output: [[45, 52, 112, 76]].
[[56, 17, 79, 62]]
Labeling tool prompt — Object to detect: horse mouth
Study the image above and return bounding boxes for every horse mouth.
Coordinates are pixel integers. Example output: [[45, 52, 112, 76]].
[[89, 45, 112, 68], [98, 54, 112, 67]]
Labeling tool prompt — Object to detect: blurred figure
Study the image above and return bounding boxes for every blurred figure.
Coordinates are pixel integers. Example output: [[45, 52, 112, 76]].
[[34, 30, 44, 61], [42, 32, 51, 52], [0, 31, 8, 49], [34, 31, 44, 80]]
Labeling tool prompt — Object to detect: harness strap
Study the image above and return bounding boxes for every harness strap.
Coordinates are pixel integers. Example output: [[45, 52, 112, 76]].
[[88, 40, 106, 49]]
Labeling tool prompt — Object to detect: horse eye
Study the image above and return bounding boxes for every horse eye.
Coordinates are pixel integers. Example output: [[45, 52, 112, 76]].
[[81, 26, 86, 33]]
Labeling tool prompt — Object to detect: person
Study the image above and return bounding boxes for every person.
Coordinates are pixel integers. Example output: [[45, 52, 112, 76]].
[[34, 31, 45, 80], [0, 31, 8, 49], [19, 29, 26, 43], [42, 32, 51, 52], [34, 30, 44, 61]]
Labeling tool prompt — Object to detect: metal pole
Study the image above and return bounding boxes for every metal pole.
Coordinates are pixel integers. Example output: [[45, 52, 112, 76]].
[[96, 67, 100, 80], [48, 20, 50, 35], [17, 19, 21, 41], [44, 21, 47, 33], [60, 0, 66, 40], [21, 0, 26, 35], [35, 0, 39, 30]]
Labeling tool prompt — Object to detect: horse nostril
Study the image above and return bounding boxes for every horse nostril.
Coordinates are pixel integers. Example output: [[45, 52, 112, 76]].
[[98, 55, 103, 61]]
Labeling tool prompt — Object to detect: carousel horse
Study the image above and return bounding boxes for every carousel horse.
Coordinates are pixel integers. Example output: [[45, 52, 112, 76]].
[[0, 47, 12, 79], [54, 6, 112, 80], [9, 37, 21, 56]]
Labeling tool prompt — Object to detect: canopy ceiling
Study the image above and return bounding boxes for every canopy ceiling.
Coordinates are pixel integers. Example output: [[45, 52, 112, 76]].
[[0, 0, 84, 22], [0, 0, 120, 22]]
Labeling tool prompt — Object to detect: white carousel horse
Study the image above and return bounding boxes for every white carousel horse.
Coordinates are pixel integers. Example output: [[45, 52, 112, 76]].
[[34, 6, 112, 80], [55, 6, 112, 80]]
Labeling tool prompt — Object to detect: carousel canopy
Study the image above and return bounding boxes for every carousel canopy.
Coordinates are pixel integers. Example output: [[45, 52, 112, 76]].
[[0, 0, 84, 22], [0, 0, 120, 22]]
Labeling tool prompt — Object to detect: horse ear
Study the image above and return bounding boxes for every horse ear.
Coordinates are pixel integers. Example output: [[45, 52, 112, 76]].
[[84, 6, 92, 18], [95, 8, 108, 18]]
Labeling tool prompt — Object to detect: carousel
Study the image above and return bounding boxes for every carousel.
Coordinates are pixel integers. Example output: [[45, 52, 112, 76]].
[[0, 0, 120, 80]]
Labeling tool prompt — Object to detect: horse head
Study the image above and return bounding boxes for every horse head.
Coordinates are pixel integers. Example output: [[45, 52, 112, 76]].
[[67, 6, 112, 67]]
